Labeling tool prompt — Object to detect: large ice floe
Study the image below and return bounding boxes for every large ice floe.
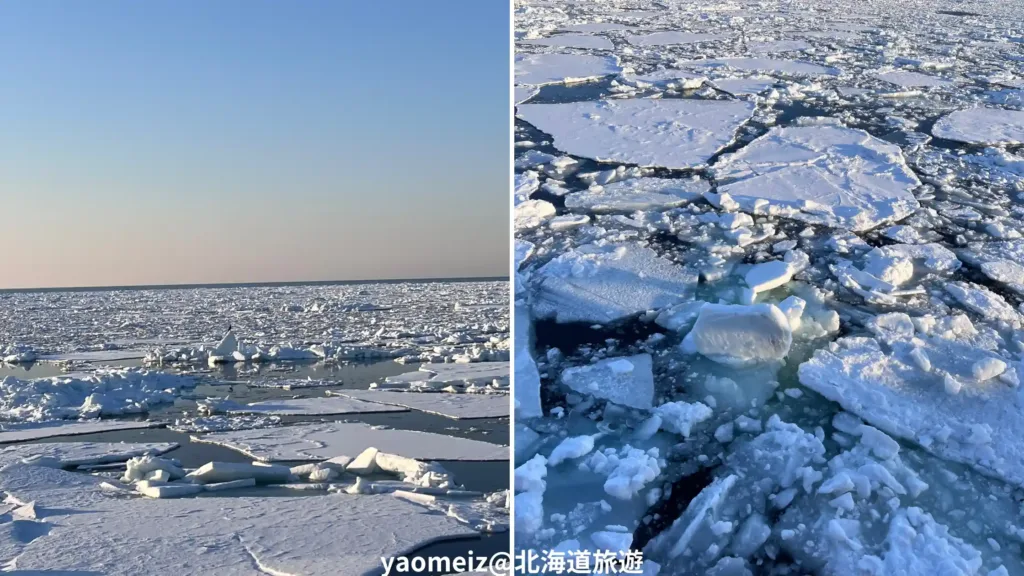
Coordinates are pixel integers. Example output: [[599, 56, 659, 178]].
[[515, 0, 1024, 572], [194, 422, 508, 462], [713, 125, 922, 231], [517, 98, 756, 170]]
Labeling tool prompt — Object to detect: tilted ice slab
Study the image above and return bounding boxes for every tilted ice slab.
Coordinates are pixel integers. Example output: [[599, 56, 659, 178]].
[[334, 390, 509, 420], [0, 464, 478, 576], [532, 244, 699, 324], [713, 125, 921, 231], [0, 419, 164, 444], [514, 53, 621, 86], [515, 85, 540, 105], [876, 70, 954, 88], [932, 108, 1024, 145], [226, 396, 408, 416], [799, 336, 1024, 488], [565, 177, 709, 213], [514, 301, 543, 420], [0, 441, 177, 468], [679, 57, 841, 76], [560, 354, 655, 410], [516, 99, 756, 170], [626, 31, 728, 46], [520, 33, 614, 50], [194, 422, 507, 462]]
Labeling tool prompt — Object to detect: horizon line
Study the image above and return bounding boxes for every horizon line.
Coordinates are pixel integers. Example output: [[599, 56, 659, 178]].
[[0, 275, 510, 295]]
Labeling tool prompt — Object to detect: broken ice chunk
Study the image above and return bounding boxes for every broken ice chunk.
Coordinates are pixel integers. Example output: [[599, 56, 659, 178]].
[[682, 304, 793, 367], [532, 244, 698, 324], [561, 354, 655, 410], [655, 401, 713, 437]]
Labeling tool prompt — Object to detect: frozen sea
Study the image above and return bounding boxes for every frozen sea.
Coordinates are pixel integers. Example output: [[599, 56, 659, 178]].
[[514, 0, 1024, 574], [0, 278, 510, 575]]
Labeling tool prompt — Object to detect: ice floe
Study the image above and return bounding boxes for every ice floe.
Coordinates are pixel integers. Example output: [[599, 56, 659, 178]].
[[713, 125, 922, 231], [194, 422, 508, 462], [333, 390, 509, 420], [517, 98, 756, 170], [565, 177, 709, 213], [515, 52, 621, 86], [531, 244, 699, 324], [932, 108, 1024, 146]]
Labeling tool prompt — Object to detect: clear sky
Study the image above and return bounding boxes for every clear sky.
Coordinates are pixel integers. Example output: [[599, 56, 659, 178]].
[[0, 0, 509, 289]]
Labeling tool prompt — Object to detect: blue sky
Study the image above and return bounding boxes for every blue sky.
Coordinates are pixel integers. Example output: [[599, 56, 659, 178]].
[[0, 0, 509, 288]]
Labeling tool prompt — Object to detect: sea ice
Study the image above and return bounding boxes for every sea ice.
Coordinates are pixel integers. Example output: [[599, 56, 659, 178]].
[[517, 98, 756, 170], [333, 390, 509, 420], [932, 108, 1024, 145], [0, 441, 178, 469], [521, 33, 615, 50], [532, 244, 699, 324], [0, 463, 479, 576], [876, 70, 954, 88], [626, 32, 728, 46], [193, 422, 508, 462], [679, 58, 841, 76], [515, 53, 621, 86], [224, 395, 409, 416], [378, 362, 510, 390], [682, 304, 793, 367], [560, 354, 655, 410], [0, 368, 195, 422], [800, 335, 1024, 488], [0, 419, 164, 443], [713, 125, 921, 231], [565, 177, 709, 213], [514, 301, 543, 419]]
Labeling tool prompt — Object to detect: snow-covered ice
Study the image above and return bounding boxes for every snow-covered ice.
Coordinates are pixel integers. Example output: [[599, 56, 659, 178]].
[[517, 99, 756, 170], [194, 422, 507, 462], [333, 390, 509, 420], [932, 108, 1024, 146], [515, 52, 621, 86], [532, 244, 699, 324], [517, 0, 1024, 571], [713, 125, 921, 231]]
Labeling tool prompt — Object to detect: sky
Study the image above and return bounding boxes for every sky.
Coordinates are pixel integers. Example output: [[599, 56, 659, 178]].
[[0, 0, 509, 289]]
